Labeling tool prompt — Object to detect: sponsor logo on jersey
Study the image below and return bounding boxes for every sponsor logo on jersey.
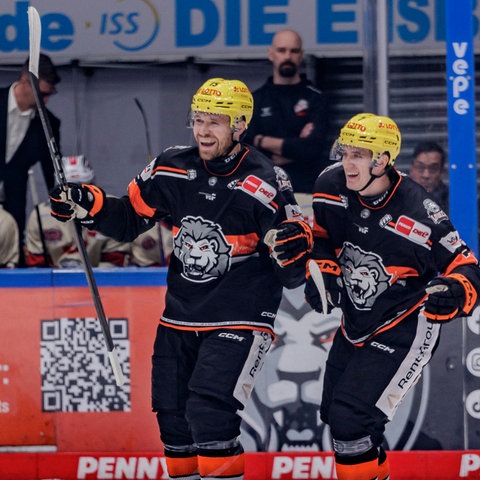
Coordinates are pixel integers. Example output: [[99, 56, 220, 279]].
[[199, 191, 216, 201], [354, 223, 368, 234], [439, 230, 464, 253], [140, 160, 155, 181], [379, 214, 393, 228], [395, 216, 431, 244], [218, 332, 246, 342], [370, 341, 395, 354], [241, 175, 277, 204]]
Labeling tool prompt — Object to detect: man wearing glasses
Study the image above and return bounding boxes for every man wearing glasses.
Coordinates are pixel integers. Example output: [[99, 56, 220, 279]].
[[409, 141, 449, 212], [0, 53, 61, 266]]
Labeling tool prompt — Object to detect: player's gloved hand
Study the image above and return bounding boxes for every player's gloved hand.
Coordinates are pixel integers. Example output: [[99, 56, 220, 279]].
[[264, 220, 313, 267], [424, 275, 471, 322], [49, 183, 105, 225], [305, 259, 344, 314]]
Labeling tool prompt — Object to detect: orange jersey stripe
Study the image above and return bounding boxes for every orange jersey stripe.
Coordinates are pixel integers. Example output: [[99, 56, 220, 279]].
[[313, 192, 342, 202], [128, 180, 156, 218], [225, 232, 260, 256], [444, 250, 479, 275], [385, 265, 420, 283]]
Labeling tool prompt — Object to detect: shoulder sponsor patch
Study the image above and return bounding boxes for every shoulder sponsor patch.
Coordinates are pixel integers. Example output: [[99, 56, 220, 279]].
[[395, 215, 431, 244], [241, 175, 277, 205], [439, 230, 464, 253]]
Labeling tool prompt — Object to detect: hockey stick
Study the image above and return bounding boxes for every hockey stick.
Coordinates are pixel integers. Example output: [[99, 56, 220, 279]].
[[134, 97, 168, 265], [134, 97, 153, 162], [308, 259, 328, 315], [28, 168, 51, 266], [28, 6, 125, 387]]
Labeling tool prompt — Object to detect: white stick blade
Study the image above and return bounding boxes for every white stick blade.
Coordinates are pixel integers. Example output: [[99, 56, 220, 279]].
[[28, 6, 41, 78], [108, 348, 126, 387], [308, 259, 328, 315]]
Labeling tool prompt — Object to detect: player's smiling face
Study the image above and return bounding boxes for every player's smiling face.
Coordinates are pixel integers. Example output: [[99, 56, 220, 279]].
[[193, 112, 235, 161], [341, 145, 374, 191]]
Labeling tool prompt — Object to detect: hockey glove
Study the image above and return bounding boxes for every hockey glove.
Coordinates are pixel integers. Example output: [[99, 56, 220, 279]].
[[264, 220, 313, 267], [50, 183, 105, 225], [305, 259, 345, 314], [424, 273, 476, 322]]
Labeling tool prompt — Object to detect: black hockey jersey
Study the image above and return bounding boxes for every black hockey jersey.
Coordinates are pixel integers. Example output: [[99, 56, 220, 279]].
[[312, 163, 480, 344], [93, 145, 305, 334]]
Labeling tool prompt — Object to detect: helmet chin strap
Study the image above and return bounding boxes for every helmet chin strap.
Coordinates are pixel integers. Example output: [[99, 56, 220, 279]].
[[354, 163, 391, 194]]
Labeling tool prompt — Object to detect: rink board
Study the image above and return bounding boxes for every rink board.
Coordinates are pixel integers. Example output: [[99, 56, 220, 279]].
[[1, 451, 480, 479]]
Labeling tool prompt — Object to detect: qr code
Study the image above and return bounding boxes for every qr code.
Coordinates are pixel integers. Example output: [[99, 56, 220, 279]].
[[40, 317, 130, 412]]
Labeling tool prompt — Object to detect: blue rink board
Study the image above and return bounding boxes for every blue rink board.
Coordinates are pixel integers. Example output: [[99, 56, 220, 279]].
[[0, 267, 168, 288]]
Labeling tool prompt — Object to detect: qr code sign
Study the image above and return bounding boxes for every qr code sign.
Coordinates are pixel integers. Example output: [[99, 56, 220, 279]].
[[40, 317, 130, 412]]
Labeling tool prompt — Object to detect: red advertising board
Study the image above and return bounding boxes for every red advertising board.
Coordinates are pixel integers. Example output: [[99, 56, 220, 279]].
[[2, 451, 480, 480], [0, 283, 165, 451]]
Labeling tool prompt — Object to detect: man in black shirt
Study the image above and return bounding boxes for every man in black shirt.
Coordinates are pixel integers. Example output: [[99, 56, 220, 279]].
[[244, 29, 330, 193]]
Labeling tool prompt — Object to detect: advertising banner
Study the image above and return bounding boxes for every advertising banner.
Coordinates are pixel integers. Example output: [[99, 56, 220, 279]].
[[2, 451, 480, 479], [1, 1, 480, 64]]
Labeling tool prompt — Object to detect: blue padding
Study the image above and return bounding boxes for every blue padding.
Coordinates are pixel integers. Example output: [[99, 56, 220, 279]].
[[0, 267, 168, 288]]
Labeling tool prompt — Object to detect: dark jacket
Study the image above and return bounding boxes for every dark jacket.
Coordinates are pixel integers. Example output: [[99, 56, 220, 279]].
[[0, 86, 60, 256], [244, 75, 329, 193]]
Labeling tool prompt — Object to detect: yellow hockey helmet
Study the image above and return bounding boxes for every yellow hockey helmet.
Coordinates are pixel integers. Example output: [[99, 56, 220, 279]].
[[337, 113, 401, 166], [190, 78, 254, 129]]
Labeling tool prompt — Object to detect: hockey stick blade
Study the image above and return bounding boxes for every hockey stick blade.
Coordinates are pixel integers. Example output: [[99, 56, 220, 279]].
[[308, 259, 328, 315], [28, 6, 125, 387]]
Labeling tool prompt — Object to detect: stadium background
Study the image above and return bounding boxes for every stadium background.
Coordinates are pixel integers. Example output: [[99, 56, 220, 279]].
[[1, 1, 480, 479]]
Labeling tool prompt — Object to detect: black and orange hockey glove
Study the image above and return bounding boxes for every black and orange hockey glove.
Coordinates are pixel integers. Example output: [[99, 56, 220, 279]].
[[424, 273, 477, 322], [264, 220, 313, 267], [50, 183, 105, 225]]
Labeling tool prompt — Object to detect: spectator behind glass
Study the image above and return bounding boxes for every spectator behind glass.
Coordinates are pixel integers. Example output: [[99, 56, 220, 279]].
[[25, 156, 131, 268], [0, 206, 19, 268], [244, 29, 330, 194], [409, 141, 449, 212], [0, 53, 61, 266]]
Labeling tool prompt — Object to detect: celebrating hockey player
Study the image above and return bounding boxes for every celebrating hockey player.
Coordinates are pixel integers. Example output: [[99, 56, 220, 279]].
[[267, 112, 480, 480], [49, 78, 312, 480]]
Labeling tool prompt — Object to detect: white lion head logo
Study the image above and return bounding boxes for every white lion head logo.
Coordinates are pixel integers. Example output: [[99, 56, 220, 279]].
[[339, 243, 391, 310], [173, 216, 232, 282]]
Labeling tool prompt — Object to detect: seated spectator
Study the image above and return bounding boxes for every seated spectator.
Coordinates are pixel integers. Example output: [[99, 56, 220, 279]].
[[0, 206, 19, 268], [130, 220, 172, 267], [25, 156, 131, 268], [409, 141, 448, 211]]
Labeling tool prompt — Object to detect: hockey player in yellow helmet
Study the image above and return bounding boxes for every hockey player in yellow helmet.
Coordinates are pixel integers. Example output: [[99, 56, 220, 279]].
[[190, 77, 253, 128], [330, 112, 401, 192], [49, 78, 310, 480], [266, 111, 480, 480], [187, 78, 254, 162]]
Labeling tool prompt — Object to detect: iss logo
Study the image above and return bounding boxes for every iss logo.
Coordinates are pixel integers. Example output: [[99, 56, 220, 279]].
[[99, 0, 160, 52]]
